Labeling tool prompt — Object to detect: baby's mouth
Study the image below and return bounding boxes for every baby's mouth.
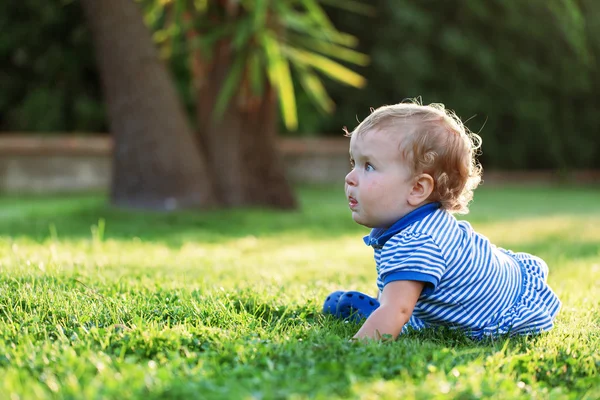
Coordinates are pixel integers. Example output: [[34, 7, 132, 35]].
[[348, 196, 358, 210]]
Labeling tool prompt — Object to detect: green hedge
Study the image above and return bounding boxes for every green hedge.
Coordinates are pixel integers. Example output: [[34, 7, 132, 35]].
[[1, 0, 599, 169], [0, 0, 106, 132], [320, 0, 600, 169]]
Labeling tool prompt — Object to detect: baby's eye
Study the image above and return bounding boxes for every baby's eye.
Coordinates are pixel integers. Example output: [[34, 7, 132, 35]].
[[349, 158, 355, 168], [365, 163, 375, 172]]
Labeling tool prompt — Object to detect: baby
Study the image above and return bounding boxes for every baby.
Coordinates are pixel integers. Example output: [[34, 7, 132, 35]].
[[323, 101, 561, 340]]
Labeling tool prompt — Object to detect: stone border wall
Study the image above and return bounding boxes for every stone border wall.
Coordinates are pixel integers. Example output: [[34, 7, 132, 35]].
[[0, 135, 598, 193], [0, 135, 351, 193]]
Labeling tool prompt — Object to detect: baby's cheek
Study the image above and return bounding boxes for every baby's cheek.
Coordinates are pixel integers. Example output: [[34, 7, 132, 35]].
[[368, 177, 387, 192], [366, 179, 389, 204], [365, 178, 382, 192]]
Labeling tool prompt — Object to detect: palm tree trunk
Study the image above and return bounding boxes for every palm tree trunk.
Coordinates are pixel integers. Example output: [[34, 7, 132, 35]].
[[195, 41, 297, 209], [81, 0, 217, 210]]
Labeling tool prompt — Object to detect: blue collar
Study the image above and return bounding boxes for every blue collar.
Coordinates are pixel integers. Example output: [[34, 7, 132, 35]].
[[363, 202, 441, 249]]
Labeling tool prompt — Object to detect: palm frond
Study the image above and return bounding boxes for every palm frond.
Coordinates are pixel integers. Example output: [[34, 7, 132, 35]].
[[263, 33, 298, 130], [318, 0, 376, 16], [285, 46, 366, 88], [286, 33, 369, 66], [212, 50, 247, 121], [294, 65, 335, 114]]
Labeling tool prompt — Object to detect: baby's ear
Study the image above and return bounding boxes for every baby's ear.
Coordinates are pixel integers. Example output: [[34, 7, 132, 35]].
[[408, 174, 434, 206]]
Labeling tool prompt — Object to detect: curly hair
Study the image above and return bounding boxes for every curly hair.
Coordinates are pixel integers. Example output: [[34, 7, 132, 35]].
[[345, 100, 483, 214]]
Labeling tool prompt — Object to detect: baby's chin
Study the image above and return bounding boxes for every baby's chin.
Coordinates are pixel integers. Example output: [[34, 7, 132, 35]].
[[352, 214, 384, 229], [359, 217, 404, 230], [351, 213, 369, 227]]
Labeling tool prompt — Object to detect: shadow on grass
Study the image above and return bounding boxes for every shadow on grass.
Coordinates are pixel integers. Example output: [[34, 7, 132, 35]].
[[0, 186, 363, 245], [0, 185, 599, 246]]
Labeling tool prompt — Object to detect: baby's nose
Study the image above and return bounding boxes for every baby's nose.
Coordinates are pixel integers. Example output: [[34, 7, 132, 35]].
[[345, 169, 357, 186]]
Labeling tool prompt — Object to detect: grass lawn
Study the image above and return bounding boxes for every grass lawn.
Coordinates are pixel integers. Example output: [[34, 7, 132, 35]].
[[0, 185, 599, 399]]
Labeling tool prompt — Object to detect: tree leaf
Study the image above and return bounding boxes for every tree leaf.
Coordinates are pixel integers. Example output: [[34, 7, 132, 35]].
[[212, 50, 246, 122], [232, 15, 254, 50], [300, 0, 335, 31], [285, 47, 366, 88], [187, 24, 232, 55], [287, 33, 369, 66], [279, 7, 359, 47], [262, 33, 298, 130], [248, 51, 265, 98], [294, 65, 335, 114], [318, 0, 376, 16], [253, 0, 268, 32]]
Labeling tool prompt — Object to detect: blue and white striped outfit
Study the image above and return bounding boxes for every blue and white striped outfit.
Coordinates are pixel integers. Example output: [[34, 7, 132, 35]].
[[364, 202, 561, 338]]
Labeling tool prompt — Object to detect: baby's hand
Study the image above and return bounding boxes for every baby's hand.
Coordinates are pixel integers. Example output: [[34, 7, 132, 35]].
[[352, 280, 424, 340]]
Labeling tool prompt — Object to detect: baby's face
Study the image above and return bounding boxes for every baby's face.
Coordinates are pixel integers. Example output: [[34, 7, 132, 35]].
[[345, 129, 416, 228]]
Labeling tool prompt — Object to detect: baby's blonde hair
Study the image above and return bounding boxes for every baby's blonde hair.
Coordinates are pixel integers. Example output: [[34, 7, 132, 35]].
[[346, 100, 483, 214]]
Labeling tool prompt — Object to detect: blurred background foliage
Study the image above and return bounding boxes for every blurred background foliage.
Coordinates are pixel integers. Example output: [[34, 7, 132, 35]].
[[1, 0, 599, 169], [0, 0, 104, 132]]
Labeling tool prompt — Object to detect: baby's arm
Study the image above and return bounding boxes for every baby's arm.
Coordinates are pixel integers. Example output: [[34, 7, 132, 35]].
[[353, 280, 424, 340]]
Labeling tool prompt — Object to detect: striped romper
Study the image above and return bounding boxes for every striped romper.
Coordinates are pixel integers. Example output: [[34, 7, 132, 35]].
[[363, 202, 561, 338]]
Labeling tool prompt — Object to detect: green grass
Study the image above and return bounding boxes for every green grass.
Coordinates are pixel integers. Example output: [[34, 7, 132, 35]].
[[0, 185, 599, 399]]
